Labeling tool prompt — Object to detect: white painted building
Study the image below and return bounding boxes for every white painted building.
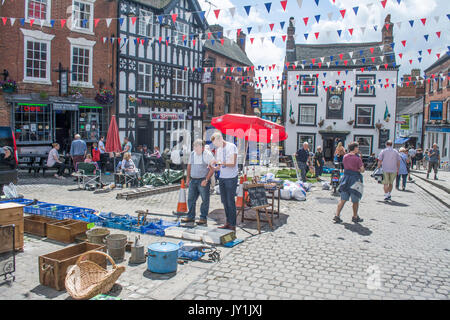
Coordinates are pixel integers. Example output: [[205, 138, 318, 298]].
[[282, 15, 398, 160]]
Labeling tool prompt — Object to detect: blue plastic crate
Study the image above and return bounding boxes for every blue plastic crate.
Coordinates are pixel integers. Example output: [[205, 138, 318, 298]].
[[25, 203, 54, 215], [0, 198, 34, 206], [61, 208, 98, 223]]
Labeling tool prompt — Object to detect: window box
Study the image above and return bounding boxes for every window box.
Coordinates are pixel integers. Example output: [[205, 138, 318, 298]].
[[355, 75, 376, 97]]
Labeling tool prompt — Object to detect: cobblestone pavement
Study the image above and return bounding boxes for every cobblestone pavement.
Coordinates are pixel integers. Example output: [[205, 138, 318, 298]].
[[0, 171, 449, 300]]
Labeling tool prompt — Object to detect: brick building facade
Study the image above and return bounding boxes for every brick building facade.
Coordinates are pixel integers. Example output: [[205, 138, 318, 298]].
[[0, 0, 117, 154], [201, 25, 258, 137], [423, 54, 450, 163]]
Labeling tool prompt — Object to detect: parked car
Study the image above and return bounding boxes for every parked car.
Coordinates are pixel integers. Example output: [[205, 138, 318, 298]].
[[0, 126, 18, 193]]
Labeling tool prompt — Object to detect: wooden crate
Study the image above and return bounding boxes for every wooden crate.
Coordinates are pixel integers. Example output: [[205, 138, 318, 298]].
[[24, 215, 57, 237], [39, 242, 107, 291], [0, 203, 24, 252], [46, 219, 88, 243]]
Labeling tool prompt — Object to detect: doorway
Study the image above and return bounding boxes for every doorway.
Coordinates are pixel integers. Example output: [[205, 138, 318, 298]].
[[322, 134, 347, 161], [54, 110, 78, 154], [136, 118, 153, 150]]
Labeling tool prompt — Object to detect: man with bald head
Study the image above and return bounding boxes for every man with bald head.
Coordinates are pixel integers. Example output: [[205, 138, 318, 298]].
[[296, 141, 311, 182], [70, 134, 87, 171]]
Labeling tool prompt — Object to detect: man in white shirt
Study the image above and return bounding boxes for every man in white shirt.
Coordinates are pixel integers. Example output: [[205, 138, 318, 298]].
[[211, 132, 239, 231], [98, 136, 107, 171]]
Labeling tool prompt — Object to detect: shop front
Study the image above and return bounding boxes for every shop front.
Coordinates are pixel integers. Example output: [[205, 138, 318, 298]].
[[8, 95, 111, 155]]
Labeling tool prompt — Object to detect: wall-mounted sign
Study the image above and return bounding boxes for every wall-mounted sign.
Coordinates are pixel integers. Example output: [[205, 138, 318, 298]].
[[429, 101, 443, 120], [139, 98, 188, 109], [150, 112, 186, 121], [400, 115, 410, 130], [18, 104, 48, 112], [202, 71, 212, 84], [60, 71, 68, 95], [326, 89, 344, 119], [250, 98, 260, 108], [53, 103, 78, 111]]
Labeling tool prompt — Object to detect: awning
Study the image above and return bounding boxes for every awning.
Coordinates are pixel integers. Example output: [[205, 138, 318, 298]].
[[395, 137, 410, 144]]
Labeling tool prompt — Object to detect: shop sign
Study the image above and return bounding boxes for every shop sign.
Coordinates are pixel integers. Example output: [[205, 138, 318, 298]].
[[53, 103, 79, 111], [150, 112, 186, 121], [139, 98, 188, 109], [400, 115, 410, 130], [326, 89, 344, 119], [251, 98, 260, 108], [18, 104, 47, 112]]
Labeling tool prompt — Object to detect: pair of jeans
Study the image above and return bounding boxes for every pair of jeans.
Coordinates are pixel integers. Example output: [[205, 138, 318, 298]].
[[315, 162, 323, 177], [52, 162, 65, 176], [187, 178, 210, 220], [396, 174, 407, 189], [298, 162, 307, 182], [219, 176, 238, 227]]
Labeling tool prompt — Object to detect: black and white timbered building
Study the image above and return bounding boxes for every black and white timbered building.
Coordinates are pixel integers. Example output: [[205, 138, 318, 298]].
[[117, 0, 207, 151]]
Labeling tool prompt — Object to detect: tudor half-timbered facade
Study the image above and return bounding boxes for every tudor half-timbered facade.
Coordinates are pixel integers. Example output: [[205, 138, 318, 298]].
[[117, 0, 207, 151]]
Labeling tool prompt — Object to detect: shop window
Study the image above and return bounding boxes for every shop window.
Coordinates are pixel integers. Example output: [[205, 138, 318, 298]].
[[355, 105, 374, 127], [14, 104, 51, 143], [299, 75, 318, 96], [72, 0, 94, 32], [26, 0, 50, 21], [355, 75, 376, 96], [354, 135, 373, 156], [78, 106, 109, 142], [298, 104, 316, 125]]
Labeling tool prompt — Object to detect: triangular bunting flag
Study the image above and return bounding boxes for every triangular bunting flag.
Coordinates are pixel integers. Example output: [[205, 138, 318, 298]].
[[269, 23, 274, 31], [271, 36, 276, 43], [337, 30, 342, 37], [340, 9, 346, 19], [20, 18, 25, 26], [119, 18, 125, 26], [304, 33, 309, 40], [280, 21, 285, 29], [199, 11, 206, 21], [214, 9, 220, 19], [314, 32, 319, 39], [348, 28, 353, 36], [244, 5, 251, 16], [421, 18, 426, 25], [282, 35, 287, 41], [436, 31, 441, 38], [247, 27, 252, 34], [381, 0, 387, 9], [297, 0, 303, 8], [327, 12, 333, 20], [131, 17, 137, 25], [10, 18, 16, 26], [265, 2, 272, 13], [61, 19, 66, 28], [94, 18, 100, 27], [401, 40, 406, 47], [106, 18, 112, 28], [185, 12, 192, 22], [171, 13, 178, 23], [353, 6, 359, 15], [2, 17, 8, 25], [303, 17, 309, 26], [361, 27, 366, 34], [315, 15, 321, 23], [409, 20, 414, 27], [281, 0, 288, 11], [228, 8, 235, 18], [29, 19, 35, 27], [315, 0, 320, 5], [424, 35, 429, 41]]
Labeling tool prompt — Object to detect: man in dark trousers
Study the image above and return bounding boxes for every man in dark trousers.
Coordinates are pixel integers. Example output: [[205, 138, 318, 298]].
[[296, 141, 311, 182]]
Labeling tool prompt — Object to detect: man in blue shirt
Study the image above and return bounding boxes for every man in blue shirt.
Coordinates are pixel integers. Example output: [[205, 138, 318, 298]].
[[70, 134, 87, 171], [296, 142, 311, 182]]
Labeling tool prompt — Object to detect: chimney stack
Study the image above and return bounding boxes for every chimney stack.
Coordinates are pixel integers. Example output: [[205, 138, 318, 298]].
[[286, 17, 295, 53], [209, 24, 224, 39], [237, 30, 246, 52], [382, 14, 394, 51]]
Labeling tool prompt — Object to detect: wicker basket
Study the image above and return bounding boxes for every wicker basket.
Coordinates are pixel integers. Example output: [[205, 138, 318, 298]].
[[65, 250, 125, 300]]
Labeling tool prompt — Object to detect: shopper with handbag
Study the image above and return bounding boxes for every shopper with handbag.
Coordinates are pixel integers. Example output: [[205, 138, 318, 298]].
[[396, 147, 410, 191]]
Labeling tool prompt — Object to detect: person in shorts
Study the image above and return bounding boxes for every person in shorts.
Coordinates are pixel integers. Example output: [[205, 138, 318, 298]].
[[427, 144, 440, 180], [334, 142, 365, 224], [377, 140, 401, 201]]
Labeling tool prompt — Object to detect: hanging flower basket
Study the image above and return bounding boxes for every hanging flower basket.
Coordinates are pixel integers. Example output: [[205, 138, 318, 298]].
[[347, 119, 355, 125], [375, 122, 383, 129], [318, 119, 325, 127], [95, 89, 114, 104], [69, 86, 83, 99], [289, 118, 295, 124], [0, 79, 17, 93], [198, 103, 206, 112]]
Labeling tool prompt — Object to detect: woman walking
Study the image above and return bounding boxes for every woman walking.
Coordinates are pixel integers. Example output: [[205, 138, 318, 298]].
[[335, 142, 346, 171], [396, 147, 410, 191], [333, 142, 365, 224]]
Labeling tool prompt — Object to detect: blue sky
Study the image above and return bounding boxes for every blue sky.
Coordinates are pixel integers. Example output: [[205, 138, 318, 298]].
[[198, 0, 449, 101]]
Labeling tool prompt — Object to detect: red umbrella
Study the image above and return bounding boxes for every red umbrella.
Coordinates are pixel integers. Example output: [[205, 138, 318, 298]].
[[211, 114, 288, 143], [105, 115, 121, 153]]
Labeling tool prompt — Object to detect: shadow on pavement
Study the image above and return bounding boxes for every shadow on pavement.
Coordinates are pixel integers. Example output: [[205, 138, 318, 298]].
[[342, 223, 372, 236], [143, 270, 176, 281], [30, 284, 65, 299], [207, 208, 289, 234], [376, 200, 409, 207]]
